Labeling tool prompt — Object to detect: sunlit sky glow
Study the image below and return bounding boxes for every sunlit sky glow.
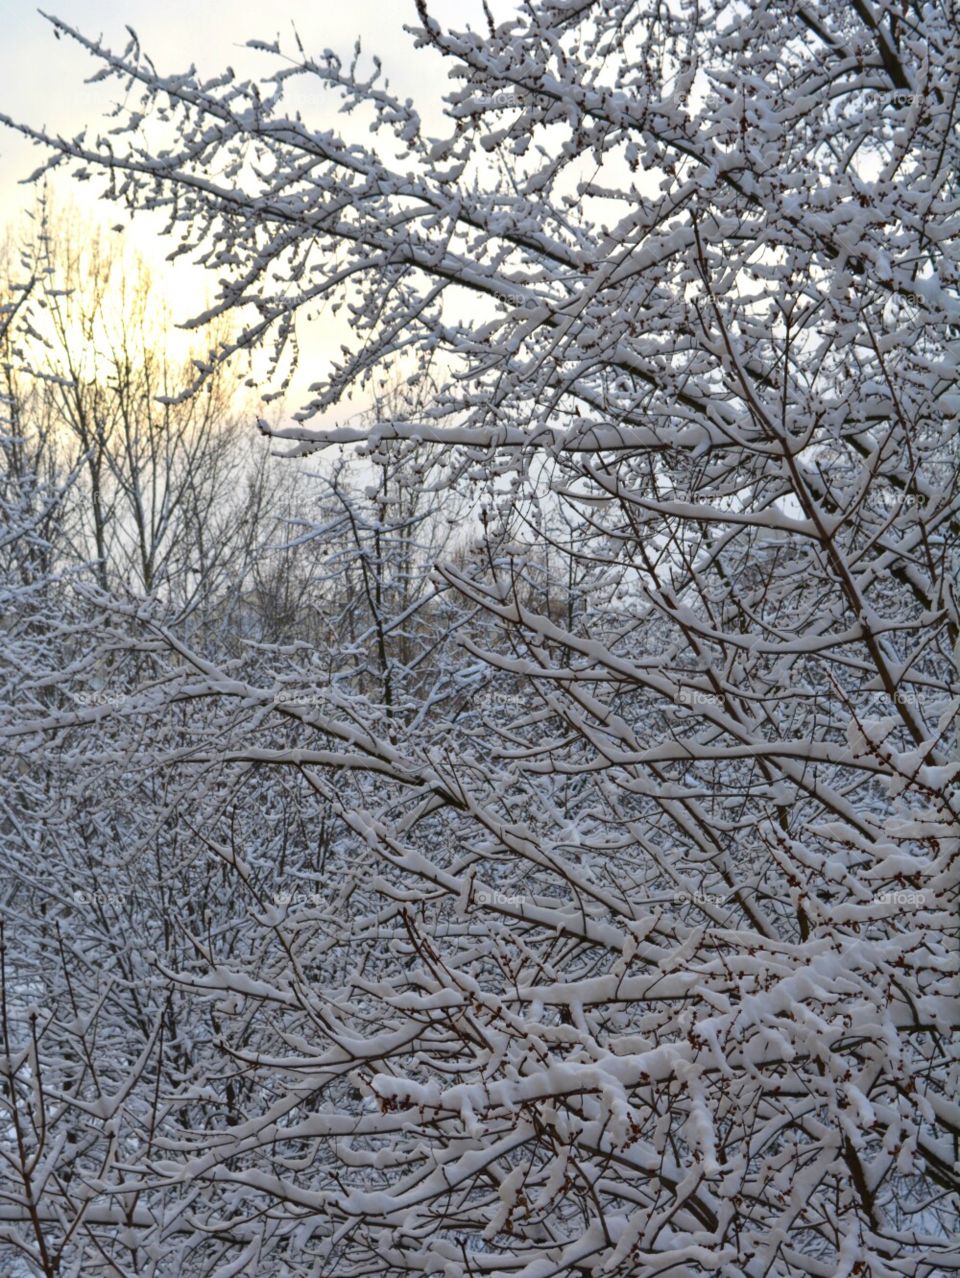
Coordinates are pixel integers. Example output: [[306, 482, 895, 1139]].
[[0, 1, 497, 426]]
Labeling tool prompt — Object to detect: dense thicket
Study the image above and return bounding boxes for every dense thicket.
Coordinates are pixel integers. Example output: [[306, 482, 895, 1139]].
[[0, 2, 958, 1275]]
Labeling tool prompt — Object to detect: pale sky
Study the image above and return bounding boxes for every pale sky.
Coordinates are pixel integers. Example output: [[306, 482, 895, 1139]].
[[0, 1, 494, 423], [0, 1, 463, 209]]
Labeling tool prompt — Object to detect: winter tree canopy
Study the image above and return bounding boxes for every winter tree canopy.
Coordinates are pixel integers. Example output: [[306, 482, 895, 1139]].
[[0, 1, 958, 1275]]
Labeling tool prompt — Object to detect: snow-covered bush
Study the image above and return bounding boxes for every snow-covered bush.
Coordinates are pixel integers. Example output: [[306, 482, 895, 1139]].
[[1, 1, 958, 1274]]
